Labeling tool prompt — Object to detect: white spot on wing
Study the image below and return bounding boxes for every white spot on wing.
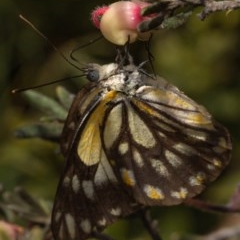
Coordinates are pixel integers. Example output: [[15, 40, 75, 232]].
[[207, 159, 222, 171], [55, 211, 61, 222], [82, 180, 95, 200], [185, 129, 207, 141], [218, 137, 228, 148], [94, 163, 108, 185], [150, 159, 169, 177], [63, 176, 70, 187], [118, 142, 129, 155], [171, 188, 188, 199], [128, 106, 156, 148], [110, 207, 122, 216], [72, 174, 80, 193], [98, 218, 107, 226], [173, 143, 196, 156], [65, 213, 76, 239], [158, 132, 167, 138], [189, 172, 206, 186], [104, 103, 123, 149], [80, 219, 91, 234], [94, 150, 118, 186], [133, 148, 144, 167], [207, 164, 215, 170], [165, 150, 182, 167], [213, 158, 222, 167], [143, 184, 165, 200]]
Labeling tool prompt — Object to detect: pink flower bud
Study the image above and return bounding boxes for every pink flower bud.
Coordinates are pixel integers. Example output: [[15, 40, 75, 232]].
[[91, 5, 108, 29], [91, 1, 152, 45]]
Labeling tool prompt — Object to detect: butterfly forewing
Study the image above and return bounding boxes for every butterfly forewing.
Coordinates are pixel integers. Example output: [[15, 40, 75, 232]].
[[52, 59, 231, 240], [52, 84, 141, 240]]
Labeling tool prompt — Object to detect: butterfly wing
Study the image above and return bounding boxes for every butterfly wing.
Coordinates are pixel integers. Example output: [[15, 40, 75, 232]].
[[52, 84, 141, 240], [52, 73, 231, 240], [102, 76, 232, 206]]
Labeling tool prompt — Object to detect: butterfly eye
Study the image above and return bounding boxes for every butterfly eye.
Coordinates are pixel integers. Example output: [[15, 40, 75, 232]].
[[86, 68, 100, 82]]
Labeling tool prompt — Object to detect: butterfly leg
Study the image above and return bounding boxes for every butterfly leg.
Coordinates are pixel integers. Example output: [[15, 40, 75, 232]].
[[143, 34, 156, 78], [185, 198, 240, 213], [115, 38, 132, 67], [139, 209, 163, 240]]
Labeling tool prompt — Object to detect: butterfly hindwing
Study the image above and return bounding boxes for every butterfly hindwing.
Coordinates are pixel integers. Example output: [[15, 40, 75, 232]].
[[102, 76, 231, 206]]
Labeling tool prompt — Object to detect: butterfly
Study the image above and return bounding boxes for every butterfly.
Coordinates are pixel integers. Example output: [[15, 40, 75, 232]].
[[51, 52, 232, 240]]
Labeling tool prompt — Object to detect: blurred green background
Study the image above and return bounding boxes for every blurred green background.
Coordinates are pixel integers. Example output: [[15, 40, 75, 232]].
[[0, 0, 240, 239]]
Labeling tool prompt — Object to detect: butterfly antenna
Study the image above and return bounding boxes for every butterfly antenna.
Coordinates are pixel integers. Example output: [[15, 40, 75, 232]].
[[12, 75, 85, 93], [70, 35, 103, 63], [19, 15, 85, 72], [145, 33, 156, 78]]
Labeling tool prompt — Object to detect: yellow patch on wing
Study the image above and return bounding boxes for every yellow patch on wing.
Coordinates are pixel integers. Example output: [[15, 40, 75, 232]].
[[189, 172, 206, 186], [185, 112, 210, 125], [133, 95, 210, 127], [171, 188, 188, 199], [171, 96, 195, 110], [120, 168, 135, 186], [213, 159, 222, 168], [78, 91, 117, 166], [133, 100, 158, 117], [144, 185, 165, 200]]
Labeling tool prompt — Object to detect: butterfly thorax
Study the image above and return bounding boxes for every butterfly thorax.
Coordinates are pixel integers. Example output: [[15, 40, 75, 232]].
[[88, 62, 149, 95]]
